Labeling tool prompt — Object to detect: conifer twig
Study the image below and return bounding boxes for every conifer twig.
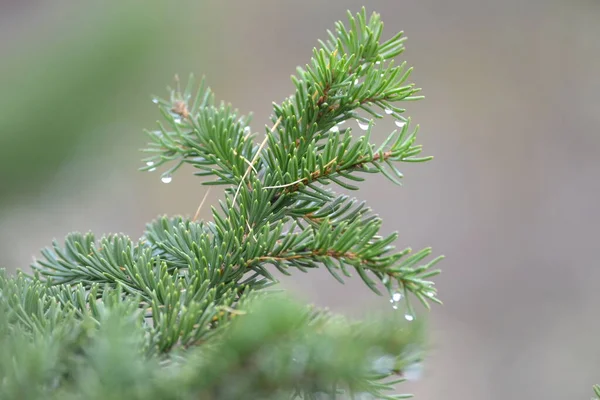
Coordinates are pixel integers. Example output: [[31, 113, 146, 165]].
[[8, 9, 444, 399]]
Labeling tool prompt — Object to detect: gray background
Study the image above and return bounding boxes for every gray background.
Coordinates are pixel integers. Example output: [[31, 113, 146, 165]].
[[1, 1, 599, 398]]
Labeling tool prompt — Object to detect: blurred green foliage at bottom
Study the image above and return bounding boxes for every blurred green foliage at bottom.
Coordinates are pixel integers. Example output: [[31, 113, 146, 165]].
[[0, 269, 424, 400]]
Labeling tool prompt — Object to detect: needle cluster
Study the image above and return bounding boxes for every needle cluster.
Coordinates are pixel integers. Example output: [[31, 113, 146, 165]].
[[0, 8, 442, 400]]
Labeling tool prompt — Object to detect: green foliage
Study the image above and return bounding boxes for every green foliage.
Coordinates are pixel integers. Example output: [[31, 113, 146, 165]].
[[1, 8, 442, 399], [0, 4, 170, 210], [0, 274, 424, 399]]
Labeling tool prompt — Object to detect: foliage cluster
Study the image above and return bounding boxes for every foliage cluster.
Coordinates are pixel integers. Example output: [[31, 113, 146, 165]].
[[0, 9, 444, 399]]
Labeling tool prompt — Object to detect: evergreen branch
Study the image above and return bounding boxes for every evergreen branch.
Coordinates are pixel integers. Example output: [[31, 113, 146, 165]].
[[243, 195, 441, 307], [265, 7, 420, 175], [31, 233, 144, 289], [142, 76, 256, 186], [1, 8, 444, 399], [270, 121, 427, 202], [29, 229, 258, 352], [28, 4, 441, 346]]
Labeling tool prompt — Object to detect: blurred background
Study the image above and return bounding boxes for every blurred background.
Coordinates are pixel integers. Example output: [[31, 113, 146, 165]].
[[1, 0, 599, 398]]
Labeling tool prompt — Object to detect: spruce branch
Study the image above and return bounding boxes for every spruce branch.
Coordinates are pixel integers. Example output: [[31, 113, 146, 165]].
[[2, 7, 443, 399], [33, 5, 441, 323], [142, 76, 256, 186], [30, 230, 258, 353]]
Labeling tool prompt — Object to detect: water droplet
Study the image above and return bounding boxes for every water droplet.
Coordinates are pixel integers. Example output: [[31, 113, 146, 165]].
[[354, 78, 359, 85], [371, 354, 395, 374], [146, 161, 154, 166], [381, 73, 385, 77], [152, 98, 159, 104], [426, 291, 435, 297], [356, 120, 369, 131], [149, 167, 157, 172], [404, 313, 414, 322], [384, 108, 393, 115], [329, 125, 339, 133], [403, 363, 423, 381], [243, 126, 251, 135], [174, 117, 182, 124], [394, 120, 406, 128], [390, 291, 402, 310], [375, 61, 381, 65], [161, 175, 172, 184]]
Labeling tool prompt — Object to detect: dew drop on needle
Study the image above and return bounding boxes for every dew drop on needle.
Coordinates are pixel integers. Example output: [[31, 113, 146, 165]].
[[403, 363, 423, 381], [356, 120, 369, 131], [390, 292, 402, 310], [161, 175, 172, 184]]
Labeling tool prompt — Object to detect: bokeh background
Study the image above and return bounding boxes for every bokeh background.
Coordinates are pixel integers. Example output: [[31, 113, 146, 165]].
[[1, 1, 599, 398]]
